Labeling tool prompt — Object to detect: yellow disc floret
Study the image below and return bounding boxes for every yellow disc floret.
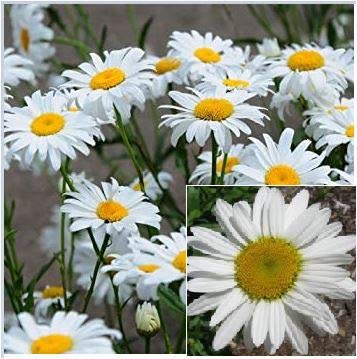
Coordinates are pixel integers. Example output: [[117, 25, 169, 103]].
[[31, 334, 73, 354], [90, 67, 126, 90], [216, 157, 240, 173], [172, 250, 186, 273], [334, 105, 349, 111], [223, 78, 250, 88], [235, 237, 302, 300], [345, 124, 354, 138], [30, 113, 65, 136], [138, 264, 160, 273], [194, 98, 234, 121], [265, 164, 301, 185], [287, 50, 325, 71], [20, 28, 30, 52], [42, 286, 64, 299], [155, 57, 181, 75], [194, 47, 221, 63], [96, 200, 128, 222]]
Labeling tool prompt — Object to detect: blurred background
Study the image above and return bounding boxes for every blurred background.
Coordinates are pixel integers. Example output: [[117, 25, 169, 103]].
[[3, 3, 354, 354]]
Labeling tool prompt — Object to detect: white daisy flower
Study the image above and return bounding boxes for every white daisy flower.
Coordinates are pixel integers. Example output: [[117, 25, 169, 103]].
[[188, 188, 355, 353], [313, 107, 354, 155], [10, 4, 55, 77], [61, 49, 153, 122], [332, 168, 354, 185], [189, 144, 248, 185], [129, 171, 173, 200], [147, 53, 188, 98], [4, 90, 103, 171], [270, 44, 348, 103], [257, 38, 281, 58], [196, 68, 273, 97], [234, 45, 271, 73], [74, 227, 134, 305], [61, 177, 161, 235], [27, 286, 71, 319], [235, 128, 332, 185], [104, 227, 187, 303], [168, 30, 238, 80], [4, 311, 121, 354], [338, 48, 353, 82], [4, 47, 35, 86], [160, 87, 269, 152]]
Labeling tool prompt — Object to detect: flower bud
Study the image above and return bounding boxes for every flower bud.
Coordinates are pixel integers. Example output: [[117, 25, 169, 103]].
[[135, 302, 161, 338]]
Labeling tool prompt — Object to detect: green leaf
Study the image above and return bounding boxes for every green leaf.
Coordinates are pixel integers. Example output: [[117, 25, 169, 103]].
[[138, 16, 154, 49], [157, 284, 185, 314], [46, 6, 67, 33]]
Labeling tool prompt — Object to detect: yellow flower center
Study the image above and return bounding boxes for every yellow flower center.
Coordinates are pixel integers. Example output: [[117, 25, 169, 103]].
[[194, 98, 234, 121], [20, 28, 30, 52], [172, 250, 186, 273], [155, 57, 181, 75], [265, 164, 301, 185], [96, 200, 128, 222], [194, 47, 221, 63], [223, 78, 250, 88], [69, 105, 79, 112], [334, 105, 349, 111], [30, 113, 65, 136], [42, 286, 64, 299], [235, 237, 302, 300], [138, 264, 160, 273], [90, 67, 126, 90], [31, 334, 73, 354], [345, 124, 354, 138], [287, 50, 325, 71], [216, 156, 240, 173]]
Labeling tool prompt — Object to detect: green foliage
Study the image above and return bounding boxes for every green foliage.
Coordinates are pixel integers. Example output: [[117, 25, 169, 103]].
[[157, 284, 185, 314]]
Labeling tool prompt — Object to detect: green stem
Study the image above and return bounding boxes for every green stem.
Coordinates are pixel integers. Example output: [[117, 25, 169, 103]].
[[175, 314, 186, 353], [211, 134, 218, 185], [145, 337, 151, 354], [156, 301, 173, 354], [67, 229, 75, 290], [131, 109, 152, 163], [247, 5, 281, 39], [218, 153, 228, 185], [114, 106, 146, 192], [81, 233, 111, 313]]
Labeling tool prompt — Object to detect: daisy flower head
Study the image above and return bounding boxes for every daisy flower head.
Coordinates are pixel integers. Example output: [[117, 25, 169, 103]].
[[313, 107, 354, 155], [160, 87, 269, 153], [10, 4, 55, 77], [257, 38, 281, 58], [235, 128, 332, 185], [196, 68, 273, 97], [4, 47, 35, 86], [61, 177, 161, 235], [147, 53, 189, 98], [270, 44, 348, 103], [167, 30, 238, 80], [189, 144, 248, 185], [74, 227, 134, 305], [4, 311, 121, 354], [61, 49, 153, 122], [188, 187, 355, 353], [4, 90, 103, 171], [129, 171, 173, 200]]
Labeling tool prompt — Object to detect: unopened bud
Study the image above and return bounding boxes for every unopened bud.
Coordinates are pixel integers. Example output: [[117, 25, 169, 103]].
[[135, 302, 161, 338]]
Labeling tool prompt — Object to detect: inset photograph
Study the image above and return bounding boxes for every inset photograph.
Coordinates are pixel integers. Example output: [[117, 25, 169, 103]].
[[187, 186, 356, 355]]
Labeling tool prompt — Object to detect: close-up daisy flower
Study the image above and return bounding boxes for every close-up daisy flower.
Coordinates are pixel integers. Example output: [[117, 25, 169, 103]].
[[61, 49, 153, 122], [257, 38, 281, 58], [269, 44, 348, 103], [189, 144, 248, 185], [4, 90, 103, 171], [4, 311, 122, 354], [235, 128, 332, 185], [129, 171, 173, 200], [196, 68, 273, 97], [4, 47, 35, 87], [160, 87, 269, 152], [168, 30, 238, 79], [10, 4, 55, 76], [188, 187, 355, 354], [61, 177, 161, 235], [147, 53, 188, 98]]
